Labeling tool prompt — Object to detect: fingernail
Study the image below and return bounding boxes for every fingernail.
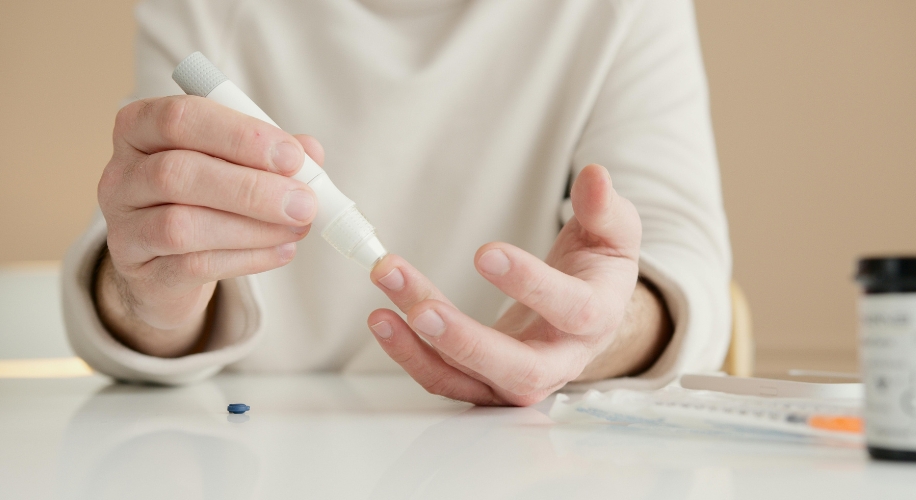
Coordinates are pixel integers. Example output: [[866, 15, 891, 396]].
[[478, 249, 510, 276], [370, 321, 393, 339], [284, 190, 315, 222], [277, 242, 297, 260], [413, 309, 445, 337], [378, 268, 405, 291], [289, 225, 309, 235], [272, 141, 302, 174]]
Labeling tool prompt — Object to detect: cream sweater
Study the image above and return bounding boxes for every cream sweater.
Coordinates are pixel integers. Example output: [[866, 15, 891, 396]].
[[62, 0, 731, 390]]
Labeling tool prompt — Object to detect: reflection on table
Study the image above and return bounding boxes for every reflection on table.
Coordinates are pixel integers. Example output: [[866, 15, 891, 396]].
[[2, 374, 912, 500]]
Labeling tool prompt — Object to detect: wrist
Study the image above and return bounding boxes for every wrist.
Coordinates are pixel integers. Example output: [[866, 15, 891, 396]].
[[92, 248, 215, 357], [574, 277, 673, 382]]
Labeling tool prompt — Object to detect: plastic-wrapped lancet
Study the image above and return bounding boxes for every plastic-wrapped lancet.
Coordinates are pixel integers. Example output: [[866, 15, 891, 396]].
[[172, 52, 387, 270]]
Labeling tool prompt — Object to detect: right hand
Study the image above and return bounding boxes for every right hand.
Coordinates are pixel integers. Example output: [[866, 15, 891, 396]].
[[96, 96, 323, 355]]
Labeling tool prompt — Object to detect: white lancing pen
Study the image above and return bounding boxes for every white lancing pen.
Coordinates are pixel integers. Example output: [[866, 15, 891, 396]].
[[171, 52, 387, 270]]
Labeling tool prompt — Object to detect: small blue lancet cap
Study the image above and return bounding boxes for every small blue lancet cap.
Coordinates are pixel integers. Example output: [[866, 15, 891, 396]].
[[227, 403, 250, 414]]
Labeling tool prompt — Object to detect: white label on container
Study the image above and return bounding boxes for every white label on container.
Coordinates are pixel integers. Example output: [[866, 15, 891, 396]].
[[859, 293, 916, 450]]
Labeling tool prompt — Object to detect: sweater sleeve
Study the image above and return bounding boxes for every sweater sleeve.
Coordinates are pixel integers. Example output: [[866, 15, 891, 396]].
[[564, 0, 732, 391], [61, 0, 266, 385]]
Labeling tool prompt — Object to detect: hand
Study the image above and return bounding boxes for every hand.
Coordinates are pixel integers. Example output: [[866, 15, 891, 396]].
[[95, 96, 324, 356], [368, 164, 671, 406]]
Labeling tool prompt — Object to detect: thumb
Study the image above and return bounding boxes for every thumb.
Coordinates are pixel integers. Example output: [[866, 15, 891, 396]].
[[570, 164, 642, 257]]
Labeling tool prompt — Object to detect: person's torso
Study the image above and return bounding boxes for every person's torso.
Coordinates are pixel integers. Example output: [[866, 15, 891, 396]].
[[194, 0, 635, 372]]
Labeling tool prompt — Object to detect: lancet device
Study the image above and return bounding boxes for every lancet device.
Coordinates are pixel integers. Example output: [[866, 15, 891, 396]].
[[171, 52, 387, 270]]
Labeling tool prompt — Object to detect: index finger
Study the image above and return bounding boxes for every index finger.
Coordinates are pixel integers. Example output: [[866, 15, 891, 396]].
[[371, 256, 580, 399], [115, 96, 305, 175], [370, 254, 454, 310], [407, 300, 579, 401]]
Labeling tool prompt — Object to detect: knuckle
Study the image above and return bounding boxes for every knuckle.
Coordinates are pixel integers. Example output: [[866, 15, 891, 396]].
[[519, 273, 549, 306], [234, 170, 266, 214], [136, 218, 157, 255], [183, 251, 215, 281], [99, 153, 145, 211], [124, 156, 146, 185], [157, 205, 194, 253], [424, 373, 453, 397], [565, 295, 600, 333], [113, 101, 140, 139], [390, 348, 417, 366], [451, 336, 486, 368], [149, 150, 192, 198], [158, 97, 192, 144], [97, 165, 119, 208], [510, 360, 547, 396]]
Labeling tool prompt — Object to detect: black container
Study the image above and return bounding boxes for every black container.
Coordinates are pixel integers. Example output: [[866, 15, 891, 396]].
[[857, 257, 916, 294], [855, 257, 916, 462]]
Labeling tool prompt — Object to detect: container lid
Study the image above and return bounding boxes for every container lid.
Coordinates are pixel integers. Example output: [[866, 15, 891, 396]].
[[856, 257, 916, 282]]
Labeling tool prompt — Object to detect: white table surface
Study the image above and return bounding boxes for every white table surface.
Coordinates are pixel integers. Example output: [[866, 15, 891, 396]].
[[2, 373, 913, 500]]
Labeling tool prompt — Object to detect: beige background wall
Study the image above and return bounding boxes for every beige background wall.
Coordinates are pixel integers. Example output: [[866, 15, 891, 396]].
[[696, 1, 916, 372], [1, 1, 914, 372]]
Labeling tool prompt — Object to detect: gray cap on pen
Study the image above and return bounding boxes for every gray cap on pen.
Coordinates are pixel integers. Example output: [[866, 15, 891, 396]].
[[171, 51, 228, 97]]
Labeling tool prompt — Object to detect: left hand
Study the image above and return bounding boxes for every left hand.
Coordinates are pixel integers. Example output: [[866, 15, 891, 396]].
[[368, 164, 654, 406]]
